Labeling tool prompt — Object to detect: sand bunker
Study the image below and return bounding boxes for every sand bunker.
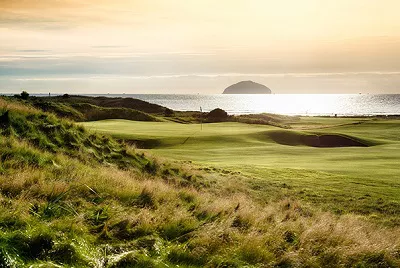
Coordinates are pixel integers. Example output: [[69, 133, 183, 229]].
[[299, 134, 368, 147], [267, 131, 369, 148]]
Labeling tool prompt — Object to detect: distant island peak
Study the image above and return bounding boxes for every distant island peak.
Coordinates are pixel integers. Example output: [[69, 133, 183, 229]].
[[223, 81, 272, 94]]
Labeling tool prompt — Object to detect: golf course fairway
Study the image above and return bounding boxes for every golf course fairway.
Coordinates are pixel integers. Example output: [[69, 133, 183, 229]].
[[82, 118, 400, 225]]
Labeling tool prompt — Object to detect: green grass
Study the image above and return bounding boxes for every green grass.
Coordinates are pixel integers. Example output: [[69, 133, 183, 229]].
[[82, 118, 400, 225]]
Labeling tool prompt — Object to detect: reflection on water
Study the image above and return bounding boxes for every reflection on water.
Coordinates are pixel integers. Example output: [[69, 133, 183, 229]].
[[97, 94, 400, 116]]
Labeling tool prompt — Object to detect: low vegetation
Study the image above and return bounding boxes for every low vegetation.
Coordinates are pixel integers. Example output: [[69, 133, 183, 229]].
[[31, 98, 160, 122], [40, 95, 166, 114], [1, 96, 400, 267]]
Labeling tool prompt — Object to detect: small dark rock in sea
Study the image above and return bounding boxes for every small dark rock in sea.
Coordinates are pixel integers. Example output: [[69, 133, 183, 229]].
[[223, 81, 272, 94]]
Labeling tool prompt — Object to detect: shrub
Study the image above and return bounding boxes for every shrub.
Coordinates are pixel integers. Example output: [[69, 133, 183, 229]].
[[207, 108, 228, 122], [20, 91, 29, 100]]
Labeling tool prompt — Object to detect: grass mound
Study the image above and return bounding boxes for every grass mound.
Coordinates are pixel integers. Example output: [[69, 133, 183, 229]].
[[32, 101, 85, 121], [70, 103, 159, 122], [32, 98, 160, 122], [0, 97, 149, 170], [41, 95, 166, 114], [234, 113, 298, 128], [266, 130, 373, 147]]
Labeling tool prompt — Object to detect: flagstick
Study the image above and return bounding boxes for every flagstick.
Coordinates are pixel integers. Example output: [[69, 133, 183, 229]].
[[200, 106, 203, 131]]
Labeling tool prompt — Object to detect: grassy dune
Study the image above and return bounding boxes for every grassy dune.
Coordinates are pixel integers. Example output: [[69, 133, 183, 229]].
[[83, 119, 400, 225], [1, 98, 400, 267]]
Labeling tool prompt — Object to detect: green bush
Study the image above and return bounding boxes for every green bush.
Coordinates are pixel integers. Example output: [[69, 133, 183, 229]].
[[20, 91, 29, 100], [206, 108, 228, 122]]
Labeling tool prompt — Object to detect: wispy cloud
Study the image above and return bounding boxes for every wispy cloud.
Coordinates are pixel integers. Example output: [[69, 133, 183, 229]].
[[91, 46, 128, 49], [0, 0, 149, 30], [8, 71, 400, 81], [15, 49, 52, 53]]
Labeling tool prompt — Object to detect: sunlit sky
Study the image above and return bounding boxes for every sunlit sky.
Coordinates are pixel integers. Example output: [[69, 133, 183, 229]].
[[1, 0, 400, 94]]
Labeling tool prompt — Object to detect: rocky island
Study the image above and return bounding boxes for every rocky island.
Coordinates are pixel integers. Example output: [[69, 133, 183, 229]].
[[223, 80, 272, 94]]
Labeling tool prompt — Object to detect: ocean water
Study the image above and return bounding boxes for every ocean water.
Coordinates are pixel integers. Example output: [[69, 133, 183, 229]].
[[9, 93, 399, 116], [85, 94, 400, 116]]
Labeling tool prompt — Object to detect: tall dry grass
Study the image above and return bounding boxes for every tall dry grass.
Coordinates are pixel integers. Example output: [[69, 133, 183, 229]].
[[1, 151, 399, 266], [0, 97, 39, 115]]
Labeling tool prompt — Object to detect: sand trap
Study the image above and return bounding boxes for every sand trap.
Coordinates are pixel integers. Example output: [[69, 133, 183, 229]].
[[300, 134, 368, 147], [267, 131, 369, 147]]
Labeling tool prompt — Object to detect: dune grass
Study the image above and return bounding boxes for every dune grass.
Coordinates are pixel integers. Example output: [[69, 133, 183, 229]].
[[2, 153, 400, 267], [2, 98, 400, 267], [82, 118, 400, 226]]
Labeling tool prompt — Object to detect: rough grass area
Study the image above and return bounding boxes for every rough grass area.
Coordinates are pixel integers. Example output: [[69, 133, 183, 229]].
[[31, 98, 160, 122], [233, 113, 299, 128], [1, 98, 400, 267], [0, 98, 161, 172], [37, 95, 166, 114], [2, 153, 399, 267], [70, 103, 159, 122]]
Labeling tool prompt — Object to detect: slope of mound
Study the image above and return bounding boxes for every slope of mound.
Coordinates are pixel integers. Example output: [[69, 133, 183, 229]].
[[265, 130, 373, 147], [0, 98, 150, 169], [70, 103, 159, 122], [40, 95, 167, 114], [223, 81, 272, 94], [32, 101, 160, 122]]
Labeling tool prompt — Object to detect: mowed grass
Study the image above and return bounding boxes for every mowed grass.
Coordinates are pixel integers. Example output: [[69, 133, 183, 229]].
[[82, 118, 400, 225]]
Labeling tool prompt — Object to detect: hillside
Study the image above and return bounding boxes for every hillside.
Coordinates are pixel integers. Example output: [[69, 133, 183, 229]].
[[42, 95, 167, 114], [27, 96, 162, 122], [1, 97, 400, 267]]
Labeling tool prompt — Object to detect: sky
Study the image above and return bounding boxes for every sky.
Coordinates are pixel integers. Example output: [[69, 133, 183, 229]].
[[1, 0, 400, 94]]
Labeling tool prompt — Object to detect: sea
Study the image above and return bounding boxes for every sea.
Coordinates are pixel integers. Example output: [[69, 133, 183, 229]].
[[9, 93, 400, 116], [87, 94, 400, 116]]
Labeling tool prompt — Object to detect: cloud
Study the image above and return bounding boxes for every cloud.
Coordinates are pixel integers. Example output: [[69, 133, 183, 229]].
[[16, 49, 52, 53], [91, 46, 127, 49], [6, 71, 400, 81], [0, 0, 151, 30]]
